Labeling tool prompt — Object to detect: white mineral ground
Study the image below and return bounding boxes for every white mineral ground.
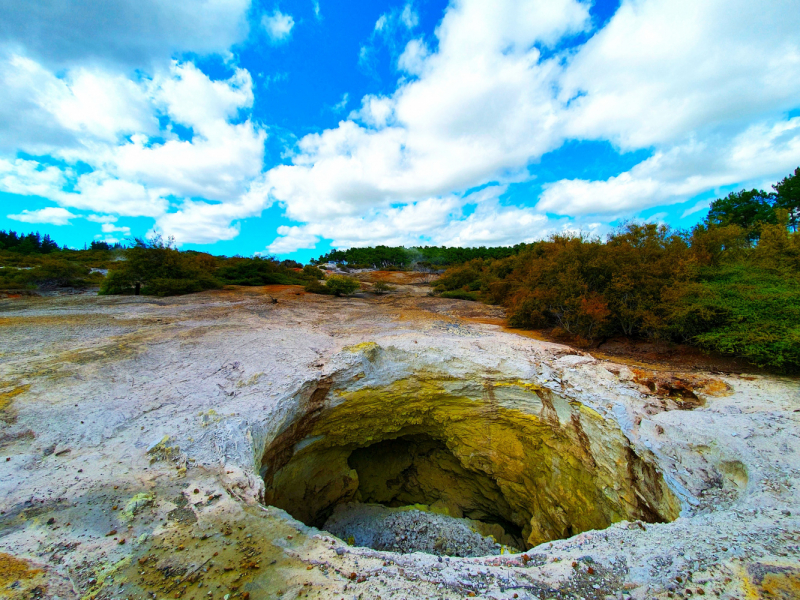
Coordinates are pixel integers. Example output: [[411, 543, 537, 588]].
[[0, 277, 798, 600]]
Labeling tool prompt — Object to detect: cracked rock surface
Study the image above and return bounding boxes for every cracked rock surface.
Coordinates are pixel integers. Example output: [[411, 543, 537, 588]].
[[0, 283, 798, 600]]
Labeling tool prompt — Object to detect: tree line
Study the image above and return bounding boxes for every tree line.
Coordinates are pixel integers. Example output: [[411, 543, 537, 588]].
[[312, 244, 526, 269]]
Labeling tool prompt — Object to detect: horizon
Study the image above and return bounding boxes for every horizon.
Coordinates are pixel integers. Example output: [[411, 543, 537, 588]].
[[1, 0, 799, 263]]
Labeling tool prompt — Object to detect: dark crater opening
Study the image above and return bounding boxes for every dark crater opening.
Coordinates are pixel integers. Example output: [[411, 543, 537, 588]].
[[260, 384, 680, 556]]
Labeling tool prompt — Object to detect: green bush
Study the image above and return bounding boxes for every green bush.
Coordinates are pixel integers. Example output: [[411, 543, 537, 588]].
[[216, 256, 302, 286], [372, 281, 394, 294], [304, 279, 330, 294], [440, 290, 479, 301], [0, 258, 98, 290], [141, 277, 221, 297], [324, 275, 361, 296], [672, 265, 800, 371], [301, 264, 326, 280], [100, 237, 221, 296]]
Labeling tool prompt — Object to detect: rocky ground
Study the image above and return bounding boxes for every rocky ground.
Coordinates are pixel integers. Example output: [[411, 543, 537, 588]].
[[323, 503, 508, 557], [0, 281, 798, 600]]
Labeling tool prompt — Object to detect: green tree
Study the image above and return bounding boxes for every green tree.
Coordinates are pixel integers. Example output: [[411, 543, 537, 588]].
[[100, 236, 220, 296], [705, 189, 776, 241], [773, 167, 800, 232]]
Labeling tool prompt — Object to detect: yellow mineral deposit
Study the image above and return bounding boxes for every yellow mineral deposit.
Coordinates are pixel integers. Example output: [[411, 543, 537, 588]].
[[262, 375, 680, 548]]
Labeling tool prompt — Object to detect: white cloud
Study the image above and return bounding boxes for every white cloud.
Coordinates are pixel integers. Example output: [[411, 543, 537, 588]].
[[101, 223, 131, 234], [332, 93, 349, 113], [86, 214, 118, 223], [259, 0, 800, 253], [4, 0, 800, 255], [351, 95, 394, 128], [398, 39, 429, 75], [559, 0, 800, 150], [537, 117, 800, 216], [265, 0, 590, 228], [267, 225, 321, 254], [400, 4, 419, 29], [0, 56, 270, 242], [262, 10, 295, 44], [267, 185, 555, 253], [0, 0, 251, 70], [681, 201, 711, 219], [312, 0, 321, 20], [0, 157, 68, 198], [7, 206, 76, 225]]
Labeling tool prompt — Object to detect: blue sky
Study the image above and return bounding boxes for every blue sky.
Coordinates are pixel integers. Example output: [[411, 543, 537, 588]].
[[1, 0, 799, 262]]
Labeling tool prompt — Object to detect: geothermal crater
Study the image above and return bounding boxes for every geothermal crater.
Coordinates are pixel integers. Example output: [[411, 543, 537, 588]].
[[1, 286, 798, 600], [260, 373, 680, 553]]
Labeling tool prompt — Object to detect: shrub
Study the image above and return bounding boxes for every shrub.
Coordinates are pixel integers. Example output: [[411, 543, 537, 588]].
[[440, 290, 479, 301], [670, 265, 800, 371], [0, 258, 97, 290], [372, 281, 394, 294], [304, 279, 330, 294], [324, 275, 361, 296], [301, 265, 326, 280], [141, 277, 221, 297], [100, 237, 221, 296], [216, 256, 301, 286]]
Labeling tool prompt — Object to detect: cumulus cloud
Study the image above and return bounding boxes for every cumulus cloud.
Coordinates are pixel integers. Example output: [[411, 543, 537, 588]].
[[397, 39, 429, 75], [261, 0, 800, 252], [559, 0, 800, 150], [7, 206, 76, 225], [266, 185, 555, 253], [267, 0, 590, 228], [267, 225, 321, 254], [0, 0, 250, 70], [4, 0, 800, 254], [100, 223, 131, 234], [0, 56, 269, 242], [262, 10, 295, 44], [538, 118, 800, 216]]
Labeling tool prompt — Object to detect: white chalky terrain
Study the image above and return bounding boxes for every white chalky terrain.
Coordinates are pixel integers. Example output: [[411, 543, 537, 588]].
[[0, 284, 797, 600]]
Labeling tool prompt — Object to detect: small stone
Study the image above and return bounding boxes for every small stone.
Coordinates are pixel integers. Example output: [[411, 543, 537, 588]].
[[106, 529, 118, 536]]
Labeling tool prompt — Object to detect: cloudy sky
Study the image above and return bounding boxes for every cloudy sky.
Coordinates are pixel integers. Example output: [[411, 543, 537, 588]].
[[1, 0, 799, 260]]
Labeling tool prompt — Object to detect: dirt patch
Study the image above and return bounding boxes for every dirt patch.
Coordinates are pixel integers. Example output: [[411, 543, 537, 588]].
[[630, 368, 733, 408]]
